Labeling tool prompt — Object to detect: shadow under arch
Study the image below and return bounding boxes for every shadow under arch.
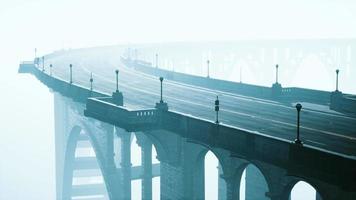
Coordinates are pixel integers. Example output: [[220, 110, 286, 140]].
[[282, 179, 323, 200], [238, 162, 271, 200]]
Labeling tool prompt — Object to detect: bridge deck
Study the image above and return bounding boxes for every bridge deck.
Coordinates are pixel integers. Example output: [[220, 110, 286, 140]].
[[25, 48, 356, 156]]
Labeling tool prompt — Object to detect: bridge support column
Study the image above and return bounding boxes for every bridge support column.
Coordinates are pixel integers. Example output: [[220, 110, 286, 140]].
[[218, 164, 227, 200], [119, 131, 132, 200], [138, 135, 153, 200], [219, 175, 239, 200], [103, 125, 122, 200]]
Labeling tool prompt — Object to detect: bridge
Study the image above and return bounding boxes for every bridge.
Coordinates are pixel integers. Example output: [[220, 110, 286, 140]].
[[19, 40, 356, 200]]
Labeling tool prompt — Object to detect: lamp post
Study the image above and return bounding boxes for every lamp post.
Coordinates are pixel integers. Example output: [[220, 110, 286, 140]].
[[215, 96, 220, 124], [69, 64, 73, 84], [159, 77, 164, 103], [335, 69, 340, 91], [275, 64, 279, 84], [207, 60, 210, 78], [155, 53, 158, 68], [240, 66, 242, 83], [50, 64, 53, 76], [295, 103, 302, 145], [115, 69, 119, 92], [90, 72, 93, 92]]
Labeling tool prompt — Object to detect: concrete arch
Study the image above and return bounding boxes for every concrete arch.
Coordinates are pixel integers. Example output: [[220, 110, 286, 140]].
[[238, 162, 271, 200], [81, 123, 120, 200], [62, 123, 117, 200], [141, 131, 169, 164], [62, 125, 82, 200], [188, 144, 227, 200]]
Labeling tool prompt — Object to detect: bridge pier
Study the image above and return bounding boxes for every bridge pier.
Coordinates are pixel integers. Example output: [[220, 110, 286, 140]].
[[117, 129, 132, 200], [136, 133, 153, 200]]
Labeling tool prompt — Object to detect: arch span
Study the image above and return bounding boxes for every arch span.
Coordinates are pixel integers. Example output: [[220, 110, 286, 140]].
[[239, 163, 270, 200]]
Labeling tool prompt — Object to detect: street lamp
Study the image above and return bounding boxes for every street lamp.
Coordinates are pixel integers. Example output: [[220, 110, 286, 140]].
[[159, 77, 164, 103], [215, 96, 220, 124], [335, 69, 340, 92], [115, 69, 119, 92], [294, 103, 303, 145], [155, 53, 158, 68], [90, 72, 93, 92], [69, 64, 73, 84], [207, 60, 210, 78], [275, 64, 279, 84]]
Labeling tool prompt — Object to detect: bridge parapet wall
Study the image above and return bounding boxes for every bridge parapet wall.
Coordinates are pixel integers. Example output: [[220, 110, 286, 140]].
[[84, 97, 158, 132], [122, 58, 338, 106]]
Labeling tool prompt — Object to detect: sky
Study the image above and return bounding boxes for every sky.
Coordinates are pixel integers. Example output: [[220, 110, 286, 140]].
[[0, 0, 356, 199]]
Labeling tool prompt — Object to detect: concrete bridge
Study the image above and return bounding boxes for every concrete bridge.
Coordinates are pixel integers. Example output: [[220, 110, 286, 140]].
[[19, 41, 356, 200]]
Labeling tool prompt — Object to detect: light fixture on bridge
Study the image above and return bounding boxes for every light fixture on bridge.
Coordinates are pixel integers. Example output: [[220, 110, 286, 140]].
[[215, 96, 220, 124], [90, 72, 93, 92], [112, 69, 123, 106], [335, 69, 340, 92], [275, 64, 279, 84], [155, 76, 168, 110], [207, 59, 210, 78], [69, 64, 73, 84], [160, 77, 164, 103], [115, 69, 119, 92], [155, 53, 158, 68], [272, 64, 282, 98], [294, 103, 303, 145], [50, 64, 53, 76]]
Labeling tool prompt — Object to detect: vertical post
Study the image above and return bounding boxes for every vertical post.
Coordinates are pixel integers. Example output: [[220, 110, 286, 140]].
[[90, 73, 93, 92], [69, 64, 73, 84], [50, 64, 53, 76], [34, 48, 37, 59], [240, 66, 242, 83], [295, 103, 302, 145], [115, 69, 119, 92], [275, 64, 279, 83], [207, 60, 210, 78], [156, 53, 158, 68], [215, 96, 219, 124], [141, 139, 153, 200], [336, 69, 340, 91], [42, 56, 45, 71], [120, 132, 132, 200], [160, 77, 163, 103]]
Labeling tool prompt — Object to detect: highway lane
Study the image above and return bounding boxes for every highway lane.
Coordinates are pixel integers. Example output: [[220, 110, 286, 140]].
[[44, 49, 356, 156]]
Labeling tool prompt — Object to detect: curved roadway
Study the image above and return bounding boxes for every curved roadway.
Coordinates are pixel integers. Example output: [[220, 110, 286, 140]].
[[42, 48, 356, 156]]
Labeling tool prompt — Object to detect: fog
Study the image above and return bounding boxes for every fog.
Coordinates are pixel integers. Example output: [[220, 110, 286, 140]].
[[1, 0, 356, 199]]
